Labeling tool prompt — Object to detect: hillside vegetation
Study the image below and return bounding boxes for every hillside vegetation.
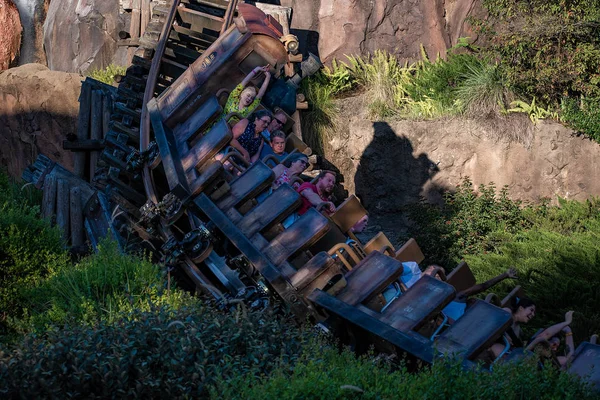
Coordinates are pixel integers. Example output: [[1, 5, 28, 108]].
[[302, 0, 600, 150], [0, 168, 598, 397]]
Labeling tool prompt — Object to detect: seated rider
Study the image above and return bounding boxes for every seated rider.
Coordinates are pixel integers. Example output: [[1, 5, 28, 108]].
[[543, 326, 575, 368], [297, 170, 336, 216], [229, 110, 272, 164], [260, 130, 288, 167], [272, 153, 309, 190], [489, 297, 537, 358], [222, 65, 271, 126]]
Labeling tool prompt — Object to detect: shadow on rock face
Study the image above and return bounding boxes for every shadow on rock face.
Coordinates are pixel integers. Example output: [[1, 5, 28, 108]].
[[354, 121, 446, 214]]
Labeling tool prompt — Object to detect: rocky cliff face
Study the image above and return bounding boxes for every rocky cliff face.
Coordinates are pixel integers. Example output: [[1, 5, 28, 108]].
[[322, 96, 600, 213], [0, 0, 23, 70], [282, 0, 485, 63], [43, 0, 124, 73], [12, 0, 50, 65], [0, 64, 80, 178]]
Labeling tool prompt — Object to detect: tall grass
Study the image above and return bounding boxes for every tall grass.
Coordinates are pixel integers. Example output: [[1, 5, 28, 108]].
[[455, 62, 508, 117], [301, 48, 551, 140], [300, 76, 338, 154], [346, 51, 413, 118], [21, 239, 165, 330]]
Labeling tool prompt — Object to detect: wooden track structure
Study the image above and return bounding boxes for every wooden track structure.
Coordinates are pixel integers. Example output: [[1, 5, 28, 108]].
[[22, 0, 600, 384]]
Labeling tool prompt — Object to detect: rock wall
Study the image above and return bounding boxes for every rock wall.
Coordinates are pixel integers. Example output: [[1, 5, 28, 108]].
[[12, 0, 50, 65], [322, 96, 600, 213], [0, 0, 22, 70], [282, 0, 486, 63], [43, 0, 123, 73], [0, 63, 80, 178]]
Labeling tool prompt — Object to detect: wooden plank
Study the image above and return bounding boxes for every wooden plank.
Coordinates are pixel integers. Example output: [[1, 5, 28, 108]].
[[41, 174, 57, 221], [56, 179, 70, 242], [291, 252, 336, 291], [175, 95, 222, 146], [141, 0, 151, 36], [308, 289, 435, 363], [70, 186, 84, 247], [446, 261, 477, 293], [90, 90, 103, 180], [216, 162, 274, 211], [364, 232, 395, 255], [395, 238, 425, 264], [380, 275, 456, 331], [263, 208, 330, 266], [189, 160, 224, 197], [330, 195, 367, 233], [291, 110, 302, 140], [435, 300, 512, 360], [181, 119, 232, 174], [336, 251, 403, 306], [193, 193, 309, 318], [149, 98, 189, 192], [237, 185, 301, 237], [128, 0, 142, 64], [75, 83, 92, 177], [63, 139, 105, 151]]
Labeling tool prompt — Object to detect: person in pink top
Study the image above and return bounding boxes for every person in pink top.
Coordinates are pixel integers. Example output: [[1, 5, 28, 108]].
[[296, 170, 336, 216]]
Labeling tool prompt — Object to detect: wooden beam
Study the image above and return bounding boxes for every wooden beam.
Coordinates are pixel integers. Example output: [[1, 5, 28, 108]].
[[90, 90, 103, 179], [70, 186, 84, 247], [41, 174, 57, 222], [75, 83, 92, 177], [63, 139, 105, 151], [56, 179, 70, 242]]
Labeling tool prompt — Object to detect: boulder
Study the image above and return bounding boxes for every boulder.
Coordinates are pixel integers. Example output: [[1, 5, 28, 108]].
[[323, 95, 600, 213], [282, 0, 485, 63], [0, 63, 81, 178], [0, 0, 22, 70], [43, 0, 124, 73]]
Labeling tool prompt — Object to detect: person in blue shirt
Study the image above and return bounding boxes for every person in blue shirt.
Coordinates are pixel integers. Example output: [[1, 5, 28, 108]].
[[259, 129, 288, 166]]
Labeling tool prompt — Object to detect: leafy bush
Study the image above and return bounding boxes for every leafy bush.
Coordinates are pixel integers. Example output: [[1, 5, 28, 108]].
[[87, 64, 126, 86], [406, 179, 531, 267], [406, 179, 600, 336], [215, 346, 594, 399], [0, 304, 310, 399], [560, 97, 600, 142], [477, 0, 600, 126], [465, 227, 600, 339]]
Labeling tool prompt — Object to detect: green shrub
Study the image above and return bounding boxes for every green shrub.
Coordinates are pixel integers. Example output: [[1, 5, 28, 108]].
[[0, 304, 310, 398], [87, 64, 126, 86], [406, 179, 531, 267], [560, 97, 600, 142], [465, 228, 600, 340], [215, 347, 594, 399], [21, 239, 165, 330], [406, 179, 600, 335]]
